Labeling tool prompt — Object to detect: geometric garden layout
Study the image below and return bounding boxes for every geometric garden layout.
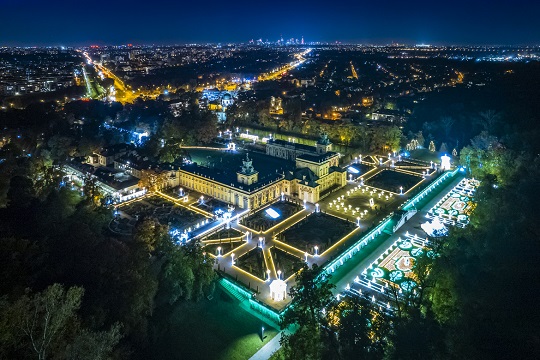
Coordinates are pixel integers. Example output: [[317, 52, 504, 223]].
[[351, 176, 480, 299], [112, 153, 478, 314]]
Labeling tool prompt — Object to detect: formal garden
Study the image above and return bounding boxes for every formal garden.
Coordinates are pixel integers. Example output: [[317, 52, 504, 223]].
[[347, 163, 376, 176], [394, 159, 432, 174], [111, 195, 209, 235], [203, 227, 244, 241], [204, 239, 246, 257], [427, 178, 480, 225], [192, 197, 231, 214], [366, 169, 423, 193], [241, 201, 302, 232], [270, 247, 304, 280], [236, 247, 267, 281], [363, 238, 433, 292], [277, 212, 356, 255]]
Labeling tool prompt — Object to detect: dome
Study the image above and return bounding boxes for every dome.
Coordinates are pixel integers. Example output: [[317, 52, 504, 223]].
[[222, 93, 232, 100]]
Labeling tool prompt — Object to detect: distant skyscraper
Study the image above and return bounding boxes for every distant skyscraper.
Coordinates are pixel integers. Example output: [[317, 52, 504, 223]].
[[301, 36, 304, 45]]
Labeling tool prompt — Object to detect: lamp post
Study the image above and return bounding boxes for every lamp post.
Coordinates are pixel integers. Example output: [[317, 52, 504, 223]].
[[259, 236, 264, 248], [400, 186, 403, 195], [314, 246, 319, 256], [261, 326, 264, 341], [266, 269, 271, 281], [357, 216, 360, 226], [304, 252, 308, 262], [217, 247, 222, 256], [277, 270, 282, 280], [231, 253, 235, 265], [315, 203, 320, 213]]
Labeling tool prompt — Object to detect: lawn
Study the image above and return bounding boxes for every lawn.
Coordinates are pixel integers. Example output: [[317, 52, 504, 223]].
[[278, 212, 356, 255], [236, 247, 267, 280], [270, 247, 303, 279], [366, 169, 423, 193], [149, 286, 278, 360]]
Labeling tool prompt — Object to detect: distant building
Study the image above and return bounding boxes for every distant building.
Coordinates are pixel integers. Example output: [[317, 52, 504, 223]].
[[362, 96, 374, 107], [371, 109, 409, 123]]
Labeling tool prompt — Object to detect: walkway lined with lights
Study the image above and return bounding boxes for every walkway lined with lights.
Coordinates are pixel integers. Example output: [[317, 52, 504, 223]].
[[332, 173, 465, 300], [212, 159, 446, 311]]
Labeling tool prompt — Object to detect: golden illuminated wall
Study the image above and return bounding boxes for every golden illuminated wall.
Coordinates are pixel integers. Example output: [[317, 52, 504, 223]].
[[178, 170, 287, 210]]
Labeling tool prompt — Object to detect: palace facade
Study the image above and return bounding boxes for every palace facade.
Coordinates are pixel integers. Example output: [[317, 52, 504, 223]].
[[178, 134, 346, 210]]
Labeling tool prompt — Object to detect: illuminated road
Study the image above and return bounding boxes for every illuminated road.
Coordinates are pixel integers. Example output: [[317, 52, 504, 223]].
[[258, 48, 312, 81], [81, 51, 163, 103], [350, 61, 358, 79], [81, 65, 104, 99]]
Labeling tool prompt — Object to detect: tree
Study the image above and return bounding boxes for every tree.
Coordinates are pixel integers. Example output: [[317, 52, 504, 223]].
[[5, 284, 84, 360], [415, 131, 425, 148], [439, 116, 455, 141], [280, 264, 335, 360], [134, 217, 169, 254], [137, 169, 169, 192], [64, 323, 122, 360], [282, 264, 335, 328], [331, 296, 389, 360], [476, 110, 501, 133]]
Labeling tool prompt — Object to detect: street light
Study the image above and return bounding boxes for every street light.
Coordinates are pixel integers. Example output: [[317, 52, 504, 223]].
[[231, 253, 235, 265], [266, 269, 271, 281], [217, 246, 222, 256], [277, 270, 282, 279], [314, 246, 319, 256]]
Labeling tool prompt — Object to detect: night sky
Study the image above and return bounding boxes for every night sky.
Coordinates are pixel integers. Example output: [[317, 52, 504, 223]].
[[1, 0, 539, 46]]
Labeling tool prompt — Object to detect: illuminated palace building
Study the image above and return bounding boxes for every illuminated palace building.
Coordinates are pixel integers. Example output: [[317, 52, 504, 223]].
[[178, 134, 346, 210]]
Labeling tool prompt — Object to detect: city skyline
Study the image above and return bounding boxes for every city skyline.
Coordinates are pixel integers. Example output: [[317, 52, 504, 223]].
[[1, 0, 540, 46]]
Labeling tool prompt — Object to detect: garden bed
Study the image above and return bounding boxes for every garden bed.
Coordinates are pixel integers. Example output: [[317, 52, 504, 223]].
[[203, 227, 244, 241], [204, 240, 246, 256], [278, 212, 356, 254], [366, 169, 423, 193], [241, 201, 302, 232], [236, 247, 267, 281], [270, 247, 303, 279]]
